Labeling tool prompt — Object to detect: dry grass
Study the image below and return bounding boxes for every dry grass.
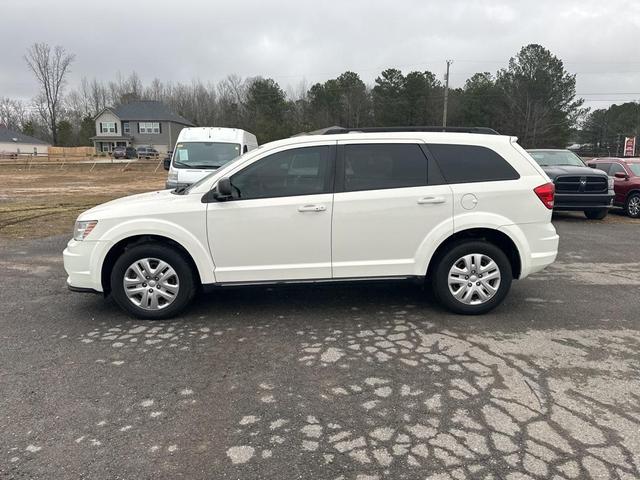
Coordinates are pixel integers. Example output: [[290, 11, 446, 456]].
[[0, 163, 166, 240]]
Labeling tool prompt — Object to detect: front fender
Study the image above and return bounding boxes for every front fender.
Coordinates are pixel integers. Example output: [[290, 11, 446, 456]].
[[92, 218, 216, 287]]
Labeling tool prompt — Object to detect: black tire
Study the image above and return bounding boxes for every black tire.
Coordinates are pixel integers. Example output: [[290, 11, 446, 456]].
[[584, 208, 608, 220], [431, 240, 512, 315], [110, 243, 196, 320], [625, 193, 640, 218]]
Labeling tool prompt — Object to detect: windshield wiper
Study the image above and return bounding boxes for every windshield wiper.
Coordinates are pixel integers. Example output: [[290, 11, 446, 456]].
[[188, 164, 219, 169], [173, 160, 190, 168]]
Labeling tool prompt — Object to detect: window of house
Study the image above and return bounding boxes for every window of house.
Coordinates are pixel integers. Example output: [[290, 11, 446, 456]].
[[100, 122, 116, 134], [230, 146, 332, 200], [427, 144, 519, 183], [139, 122, 160, 134], [123, 122, 130, 134], [343, 144, 428, 192]]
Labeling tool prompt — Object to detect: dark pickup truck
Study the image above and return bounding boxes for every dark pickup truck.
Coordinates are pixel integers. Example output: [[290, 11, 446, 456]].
[[527, 149, 614, 220]]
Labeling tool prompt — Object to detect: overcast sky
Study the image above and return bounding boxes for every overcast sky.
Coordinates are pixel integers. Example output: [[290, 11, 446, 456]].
[[2, 0, 640, 110]]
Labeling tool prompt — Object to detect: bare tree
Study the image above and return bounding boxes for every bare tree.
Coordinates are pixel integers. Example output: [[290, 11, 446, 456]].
[[0, 97, 28, 130], [24, 43, 75, 145]]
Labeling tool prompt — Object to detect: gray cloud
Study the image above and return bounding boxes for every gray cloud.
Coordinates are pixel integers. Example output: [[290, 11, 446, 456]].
[[2, 0, 640, 110]]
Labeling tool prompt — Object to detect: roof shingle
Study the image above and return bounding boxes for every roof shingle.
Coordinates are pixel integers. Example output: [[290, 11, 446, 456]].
[[110, 101, 195, 126], [0, 125, 49, 145]]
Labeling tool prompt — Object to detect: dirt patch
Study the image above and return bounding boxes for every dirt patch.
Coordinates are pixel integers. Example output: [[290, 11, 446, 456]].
[[0, 163, 166, 240]]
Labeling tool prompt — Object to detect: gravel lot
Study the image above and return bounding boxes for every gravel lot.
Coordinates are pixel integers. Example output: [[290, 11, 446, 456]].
[[1, 216, 640, 479]]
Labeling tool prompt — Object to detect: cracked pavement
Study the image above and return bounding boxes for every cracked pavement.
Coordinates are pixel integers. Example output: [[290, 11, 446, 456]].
[[1, 217, 640, 479]]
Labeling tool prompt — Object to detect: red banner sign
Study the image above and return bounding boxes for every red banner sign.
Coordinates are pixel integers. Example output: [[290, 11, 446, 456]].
[[624, 137, 636, 157]]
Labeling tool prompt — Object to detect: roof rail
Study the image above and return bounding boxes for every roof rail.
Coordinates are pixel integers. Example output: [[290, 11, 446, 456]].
[[321, 126, 500, 135]]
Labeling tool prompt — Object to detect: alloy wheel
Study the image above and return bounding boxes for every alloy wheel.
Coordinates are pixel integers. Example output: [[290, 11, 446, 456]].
[[629, 196, 640, 217]]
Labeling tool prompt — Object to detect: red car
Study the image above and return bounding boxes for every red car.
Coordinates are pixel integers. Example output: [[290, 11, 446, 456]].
[[587, 158, 640, 218]]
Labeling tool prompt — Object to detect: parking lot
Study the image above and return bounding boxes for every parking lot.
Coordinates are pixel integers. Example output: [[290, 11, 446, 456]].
[[0, 214, 639, 479]]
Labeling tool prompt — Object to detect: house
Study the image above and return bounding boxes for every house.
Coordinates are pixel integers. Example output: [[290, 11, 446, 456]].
[[0, 125, 50, 156], [90, 100, 195, 154]]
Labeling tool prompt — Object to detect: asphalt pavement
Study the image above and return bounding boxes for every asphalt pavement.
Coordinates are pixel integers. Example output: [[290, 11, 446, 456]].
[[1, 216, 640, 479]]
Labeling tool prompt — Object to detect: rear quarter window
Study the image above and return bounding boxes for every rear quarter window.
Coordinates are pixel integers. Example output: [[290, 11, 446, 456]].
[[427, 144, 520, 184]]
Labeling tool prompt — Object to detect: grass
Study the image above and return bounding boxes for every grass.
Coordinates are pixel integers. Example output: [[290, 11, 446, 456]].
[[0, 163, 166, 240]]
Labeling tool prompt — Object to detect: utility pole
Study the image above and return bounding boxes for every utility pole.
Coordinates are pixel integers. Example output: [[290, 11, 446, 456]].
[[442, 60, 453, 128]]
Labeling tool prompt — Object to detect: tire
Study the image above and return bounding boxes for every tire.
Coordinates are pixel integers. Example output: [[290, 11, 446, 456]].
[[625, 193, 640, 218], [110, 243, 196, 319], [584, 208, 608, 220], [431, 240, 512, 315]]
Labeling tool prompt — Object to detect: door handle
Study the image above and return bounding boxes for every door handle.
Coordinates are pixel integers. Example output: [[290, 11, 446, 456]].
[[417, 196, 446, 205], [297, 204, 326, 212]]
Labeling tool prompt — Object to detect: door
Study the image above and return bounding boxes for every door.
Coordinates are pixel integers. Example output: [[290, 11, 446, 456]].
[[609, 163, 629, 204], [206, 144, 335, 283], [332, 141, 453, 278]]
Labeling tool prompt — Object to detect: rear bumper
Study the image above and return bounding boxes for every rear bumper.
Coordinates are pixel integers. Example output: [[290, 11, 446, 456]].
[[500, 222, 559, 279], [553, 193, 614, 211]]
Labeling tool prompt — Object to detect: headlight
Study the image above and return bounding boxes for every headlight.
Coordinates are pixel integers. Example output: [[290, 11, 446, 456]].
[[608, 177, 614, 189], [168, 171, 178, 183], [73, 220, 98, 241]]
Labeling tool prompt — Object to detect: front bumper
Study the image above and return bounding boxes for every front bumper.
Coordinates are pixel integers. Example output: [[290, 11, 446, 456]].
[[63, 238, 111, 293], [553, 193, 614, 211]]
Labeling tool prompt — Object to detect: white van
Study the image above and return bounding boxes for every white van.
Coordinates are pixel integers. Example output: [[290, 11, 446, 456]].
[[165, 127, 258, 189]]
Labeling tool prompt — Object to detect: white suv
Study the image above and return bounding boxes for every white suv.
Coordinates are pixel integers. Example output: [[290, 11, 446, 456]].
[[64, 127, 559, 319]]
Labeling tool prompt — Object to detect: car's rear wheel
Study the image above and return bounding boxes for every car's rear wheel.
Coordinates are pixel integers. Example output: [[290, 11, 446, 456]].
[[431, 241, 512, 315], [625, 193, 640, 218], [584, 208, 608, 220], [110, 243, 196, 319]]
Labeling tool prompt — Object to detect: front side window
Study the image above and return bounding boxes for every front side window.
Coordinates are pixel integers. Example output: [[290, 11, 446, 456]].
[[343, 143, 428, 192], [139, 122, 160, 134], [173, 142, 241, 169], [428, 144, 520, 183], [609, 163, 627, 176], [592, 163, 611, 174], [100, 122, 116, 133], [230, 146, 332, 200]]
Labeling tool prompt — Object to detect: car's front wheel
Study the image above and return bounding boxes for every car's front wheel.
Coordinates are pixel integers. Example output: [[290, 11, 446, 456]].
[[110, 243, 196, 319], [584, 208, 608, 220], [431, 241, 512, 315], [626, 193, 640, 218]]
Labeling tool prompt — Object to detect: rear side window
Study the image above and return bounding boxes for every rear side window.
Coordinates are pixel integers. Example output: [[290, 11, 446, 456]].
[[428, 144, 519, 184], [343, 144, 428, 192]]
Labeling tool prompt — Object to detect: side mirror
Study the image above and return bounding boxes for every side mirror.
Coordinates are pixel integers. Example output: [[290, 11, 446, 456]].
[[615, 172, 629, 180], [213, 177, 233, 201], [588, 164, 596, 168], [163, 157, 171, 170]]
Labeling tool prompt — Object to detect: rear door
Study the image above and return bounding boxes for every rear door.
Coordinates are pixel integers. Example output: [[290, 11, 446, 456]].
[[331, 140, 453, 278]]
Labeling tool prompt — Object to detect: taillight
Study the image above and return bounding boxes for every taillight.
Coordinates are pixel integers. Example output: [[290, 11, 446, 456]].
[[534, 182, 555, 209]]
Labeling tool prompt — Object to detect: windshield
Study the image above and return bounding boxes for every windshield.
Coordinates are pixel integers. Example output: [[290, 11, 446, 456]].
[[182, 145, 265, 194], [173, 142, 241, 169], [529, 150, 585, 167], [628, 164, 640, 176]]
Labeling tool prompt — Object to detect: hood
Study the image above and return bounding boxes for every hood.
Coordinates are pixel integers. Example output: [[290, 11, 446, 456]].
[[541, 165, 607, 180], [79, 189, 176, 220]]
